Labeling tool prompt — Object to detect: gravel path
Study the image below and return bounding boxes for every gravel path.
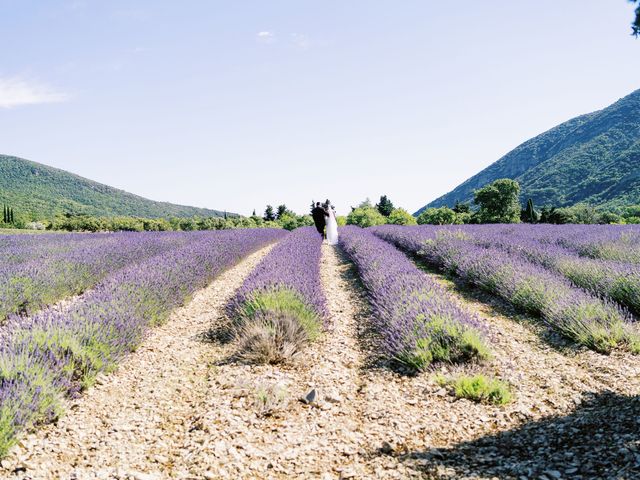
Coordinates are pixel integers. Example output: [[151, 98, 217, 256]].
[[3, 243, 639, 480]]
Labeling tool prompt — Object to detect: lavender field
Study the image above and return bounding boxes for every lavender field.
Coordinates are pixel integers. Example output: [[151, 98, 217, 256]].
[[1, 224, 639, 478], [372, 224, 640, 354], [0, 229, 286, 456]]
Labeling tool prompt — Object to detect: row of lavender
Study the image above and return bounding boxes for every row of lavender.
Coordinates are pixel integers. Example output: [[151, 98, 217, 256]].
[[0, 229, 285, 456], [371, 225, 640, 354], [459, 225, 640, 316], [226, 227, 327, 362], [339, 227, 491, 369], [0, 232, 200, 321], [532, 224, 640, 264]]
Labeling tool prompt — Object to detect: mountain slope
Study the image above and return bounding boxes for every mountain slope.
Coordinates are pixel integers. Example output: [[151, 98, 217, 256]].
[[0, 155, 233, 219], [418, 89, 640, 214]]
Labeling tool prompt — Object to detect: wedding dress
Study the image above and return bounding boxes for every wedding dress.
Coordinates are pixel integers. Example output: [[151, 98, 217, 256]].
[[326, 208, 339, 245]]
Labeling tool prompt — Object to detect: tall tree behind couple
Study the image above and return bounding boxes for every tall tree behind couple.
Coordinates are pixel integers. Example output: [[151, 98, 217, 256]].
[[311, 200, 339, 245]]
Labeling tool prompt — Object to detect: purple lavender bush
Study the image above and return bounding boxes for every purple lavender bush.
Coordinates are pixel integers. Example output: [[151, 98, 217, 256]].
[[339, 226, 490, 370], [463, 226, 640, 316], [228, 227, 327, 343], [372, 225, 640, 355], [550, 225, 640, 264], [0, 228, 285, 457], [0, 231, 197, 320]]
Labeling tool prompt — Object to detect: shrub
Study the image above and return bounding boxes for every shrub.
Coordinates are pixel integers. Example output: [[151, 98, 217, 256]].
[[387, 208, 417, 225], [417, 207, 459, 225], [278, 213, 300, 231], [346, 207, 386, 227], [236, 289, 321, 341], [234, 379, 289, 417], [24, 222, 46, 230], [235, 311, 311, 364], [451, 374, 512, 405]]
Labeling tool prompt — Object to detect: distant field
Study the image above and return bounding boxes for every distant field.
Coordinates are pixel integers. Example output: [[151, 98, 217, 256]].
[[0, 228, 65, 234]]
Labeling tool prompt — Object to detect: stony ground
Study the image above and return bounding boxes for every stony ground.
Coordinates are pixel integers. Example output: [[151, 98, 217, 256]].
[[2, 244, 639, 480]]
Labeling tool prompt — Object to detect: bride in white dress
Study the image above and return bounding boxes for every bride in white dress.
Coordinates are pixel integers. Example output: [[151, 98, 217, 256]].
[[325, 201, 339, 245]]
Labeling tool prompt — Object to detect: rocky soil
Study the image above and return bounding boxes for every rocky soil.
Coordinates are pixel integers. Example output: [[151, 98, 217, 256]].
[[2, 244, 639, 480]]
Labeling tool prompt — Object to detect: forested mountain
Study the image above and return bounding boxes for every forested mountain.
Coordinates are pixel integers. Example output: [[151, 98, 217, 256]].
[[0, 155, 231, 220], [418, 89, 640, 214]]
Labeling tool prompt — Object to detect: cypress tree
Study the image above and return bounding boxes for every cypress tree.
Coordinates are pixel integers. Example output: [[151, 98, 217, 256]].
[[276, 204, 288, 219], [376, 195, 394, 217], [453, 201, 471, 214], [2, 205, 6, 223], [263, 205, 276, 222], [525, 198, 537, 223]]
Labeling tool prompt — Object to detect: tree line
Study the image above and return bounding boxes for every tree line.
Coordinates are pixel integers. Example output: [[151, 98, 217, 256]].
[[414, 178, 640, 226], [3, 180, 639, 233]]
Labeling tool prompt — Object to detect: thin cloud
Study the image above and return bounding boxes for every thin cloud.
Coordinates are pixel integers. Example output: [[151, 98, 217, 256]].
[[256, 31, 276, 44], [290, 33, 310, 50], [0, 77, 69, 109]]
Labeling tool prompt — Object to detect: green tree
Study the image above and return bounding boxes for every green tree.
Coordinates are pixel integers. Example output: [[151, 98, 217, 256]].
[[417, 207, 459, 225], [346, 206, 386, 227], [453, 201, 471, 214], [521, 198, 539, 223], [473, 179, 521, 223], [632, 0, 640, 36], [263, 205, 276, 222], [546, 207, 575, 224], [570, 204, 602, 224], [376, 195, 395, 217], [277, 212, 314, 231], [599, 211, 624, 224], [278, 213, 299, 231], [276, 204, 291, 219], [387, 208, 417, 225]]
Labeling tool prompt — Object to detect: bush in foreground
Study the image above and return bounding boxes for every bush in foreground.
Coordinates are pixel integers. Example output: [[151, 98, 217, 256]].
[[227, 227, 327, 363], [438, 374, 512, 405], [235, 311, 311, 364]]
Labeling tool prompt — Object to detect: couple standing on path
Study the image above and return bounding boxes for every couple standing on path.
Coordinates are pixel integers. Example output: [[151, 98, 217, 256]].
[[312, 200, 339, 245]]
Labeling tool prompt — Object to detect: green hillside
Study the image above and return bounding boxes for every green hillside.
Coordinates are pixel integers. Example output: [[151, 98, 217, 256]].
[[418, 89, 640, 214], [0, 155, 232, 220]]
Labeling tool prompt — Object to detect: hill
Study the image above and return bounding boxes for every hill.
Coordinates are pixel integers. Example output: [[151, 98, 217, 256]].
[[418, 89, 640, 214], [0, 155, 233, 220]]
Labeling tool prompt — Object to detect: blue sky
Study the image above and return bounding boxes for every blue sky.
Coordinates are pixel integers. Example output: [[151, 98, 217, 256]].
[[0, 1, 638, 215]]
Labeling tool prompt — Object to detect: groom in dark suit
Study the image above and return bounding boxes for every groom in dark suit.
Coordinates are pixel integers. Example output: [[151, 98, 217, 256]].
[[311, 202, 328, 239]]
